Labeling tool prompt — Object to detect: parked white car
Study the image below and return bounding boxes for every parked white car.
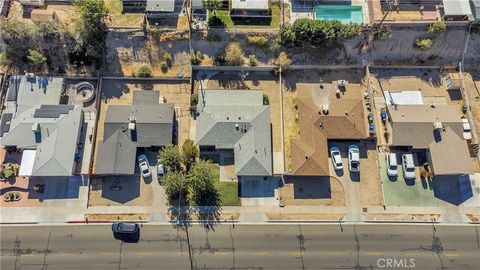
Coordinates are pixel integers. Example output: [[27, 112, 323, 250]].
[[386, 153, 398, 177], [137, 154, 151, 178], [330, 147, 343, 170], [157, 163, 165, 181], [348, 144, 360, 172], [462, 119, 472, 140], [402, 154, 415, 179]]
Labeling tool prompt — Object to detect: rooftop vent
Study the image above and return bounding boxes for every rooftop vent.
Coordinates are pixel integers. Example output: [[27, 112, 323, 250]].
[[128, 116, 136, 130], [322, 104, 329, 115]]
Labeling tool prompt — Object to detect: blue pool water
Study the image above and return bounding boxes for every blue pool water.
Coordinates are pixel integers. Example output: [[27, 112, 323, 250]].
[[315, 5, 364, 24]]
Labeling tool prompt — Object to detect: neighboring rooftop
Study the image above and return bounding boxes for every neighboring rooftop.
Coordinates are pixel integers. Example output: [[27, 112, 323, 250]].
[[231, 0, 269, 10], [388, 105, 473, 175], [443, 0, 472, 16], [4, 75, 63, 115], [195, 90, 272, 176], [146, 0, 175, 12], [95, 91, 174, 175], [291, 86, 369, 176]]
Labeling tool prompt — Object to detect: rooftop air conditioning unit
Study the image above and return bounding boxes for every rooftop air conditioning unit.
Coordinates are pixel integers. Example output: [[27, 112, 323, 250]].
[[32, 123, 40, 132], [433, 122, 443, 131]]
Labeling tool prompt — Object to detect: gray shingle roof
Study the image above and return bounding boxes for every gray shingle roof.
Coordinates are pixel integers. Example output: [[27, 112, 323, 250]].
[[196, 90, 272, 176], [95, 92, 174, 175], [146, 0, 175, 12], [0, 105, 83, 176]]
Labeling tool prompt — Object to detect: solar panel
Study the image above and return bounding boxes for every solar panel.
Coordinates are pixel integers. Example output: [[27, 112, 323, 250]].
[[0, 113, 13, 136]]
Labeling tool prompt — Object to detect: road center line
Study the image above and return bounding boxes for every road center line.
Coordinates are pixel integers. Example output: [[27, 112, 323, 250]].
[[214, 252, 229, 255], [177, 252, 187, 256], [100, 252, 114, 256], [249, 252, 267, 256], [289, 252, 304, 255], [327, 252, 344, 255], [137, 252, 153, 256], [365, 252, 383, 255], [405, 252, 420, 256], [445, 253, 459, 257], [60, 253, 75, 256]]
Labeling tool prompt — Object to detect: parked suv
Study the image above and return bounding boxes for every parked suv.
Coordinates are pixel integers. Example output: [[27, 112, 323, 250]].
[[348, 144, 360, 172], [330, 147, 343, 170], [111, 222, 139, 234], [402, 154, 415, 179], [137, 154, 151, 178]]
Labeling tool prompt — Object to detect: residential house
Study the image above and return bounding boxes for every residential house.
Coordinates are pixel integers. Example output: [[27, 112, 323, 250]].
[[0, 75, 83, 176], [230, 0, 271, 21], [290, 85, 369, 176], [195, 90, 272, 177], [122, 0, 182, 16], [95, 91, 174, 175], [388, 105, 473, 176], [442, 0, 473, 21]]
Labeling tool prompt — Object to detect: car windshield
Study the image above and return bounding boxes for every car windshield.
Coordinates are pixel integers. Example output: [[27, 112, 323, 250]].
[[465, 128, 471, 132], [142, 169, 149, 174], [406, 167, 415, 172], [389, 164, 396, 170], [351, 162, 359, 168]]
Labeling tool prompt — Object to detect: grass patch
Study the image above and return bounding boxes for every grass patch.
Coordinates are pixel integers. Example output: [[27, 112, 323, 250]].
[[208, 163, 241, 206], [210, 3, 281, 28], [105, 0, 123, 14], [105, 0, 144, 27]]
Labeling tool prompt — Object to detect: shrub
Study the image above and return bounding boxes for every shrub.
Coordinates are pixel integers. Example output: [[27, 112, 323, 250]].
[[224, 42, 244, 66], [374, 24, 391, 40], [190, 93, 198, 106], [191, 51, 203, 65], [246, 35, 268, 47], [165, 53, 173, 67], [249, 54, 256, 66], [208, 15, 225, 27], [415, 38, 433, 50], [27, 49, 47, 69], [137, 65, 152, 78], [263, 94, 269, 105], [160, 61, 168, 72], [428, 21, 446, 33]]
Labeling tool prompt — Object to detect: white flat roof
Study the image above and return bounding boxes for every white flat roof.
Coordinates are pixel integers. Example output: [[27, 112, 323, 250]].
[[384, 91, 424, 105], [443, 0, 472, 16], [231, 0, 269, 10], [19, 150, 36, 176]]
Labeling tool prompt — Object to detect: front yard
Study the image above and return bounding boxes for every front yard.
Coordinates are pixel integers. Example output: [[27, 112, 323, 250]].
[[209, 164, 241, 206]]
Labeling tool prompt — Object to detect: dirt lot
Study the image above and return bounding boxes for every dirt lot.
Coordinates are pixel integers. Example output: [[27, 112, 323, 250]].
[[93, 79, 191, 172], [279, 177, 345, 206], [363, 213, 440, 222], [85, 213, 149, 222], [359, 141, 383, 206], [202, 72, 284, 174], [105, 29, 190, 77]]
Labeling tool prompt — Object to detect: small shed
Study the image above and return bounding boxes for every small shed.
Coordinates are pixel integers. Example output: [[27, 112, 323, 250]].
[[231, 0, 269, 11]]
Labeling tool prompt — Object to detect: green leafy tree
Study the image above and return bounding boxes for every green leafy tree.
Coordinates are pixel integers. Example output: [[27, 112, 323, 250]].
[[279, 19, 361, 47], [74, 0, 108, 62], [163, 171, 187, 200], [0, 19, 34, 62], [182, 139, 199, 171], [186, 160, 219, 206], [159, 145, 182, 172], [27, 49, 47, 69], [36, 22, 61, 40], [224, 42, 244, 66], [138, 65, 152, 77], [202, 0, 222, 15]]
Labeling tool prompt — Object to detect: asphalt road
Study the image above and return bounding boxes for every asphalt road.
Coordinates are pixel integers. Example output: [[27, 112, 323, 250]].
[[1, 224, 479, 270]]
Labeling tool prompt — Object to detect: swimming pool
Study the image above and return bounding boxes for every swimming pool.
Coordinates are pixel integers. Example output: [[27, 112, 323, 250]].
[[315, 5, 364, 24]]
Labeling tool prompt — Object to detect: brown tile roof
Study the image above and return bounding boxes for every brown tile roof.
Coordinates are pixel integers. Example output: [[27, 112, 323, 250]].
[[291, 90, 369, 176]]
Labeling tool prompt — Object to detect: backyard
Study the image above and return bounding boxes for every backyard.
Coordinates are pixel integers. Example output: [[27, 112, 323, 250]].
[[212, 3, 281, 28]]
